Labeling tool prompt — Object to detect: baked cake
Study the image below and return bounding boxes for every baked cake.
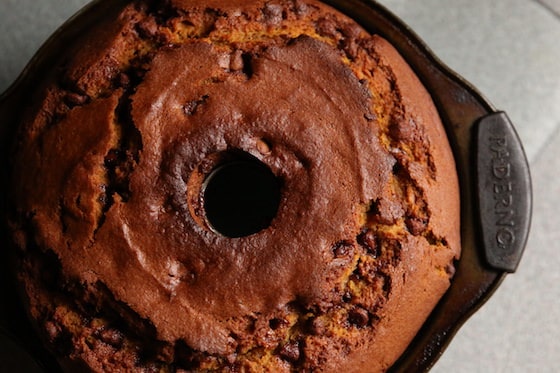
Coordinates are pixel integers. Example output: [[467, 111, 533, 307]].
[[5, 0, 461, 371]]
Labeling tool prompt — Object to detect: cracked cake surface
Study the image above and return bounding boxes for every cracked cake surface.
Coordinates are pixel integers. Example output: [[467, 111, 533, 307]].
[[6, 0, 460, 372]]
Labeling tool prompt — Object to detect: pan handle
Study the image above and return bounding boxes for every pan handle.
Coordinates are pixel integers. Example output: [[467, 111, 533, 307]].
[[475, 112, 532, 273]]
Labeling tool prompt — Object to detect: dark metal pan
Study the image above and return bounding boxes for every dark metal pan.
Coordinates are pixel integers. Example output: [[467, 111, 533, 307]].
[[0, 0, 532, 371]]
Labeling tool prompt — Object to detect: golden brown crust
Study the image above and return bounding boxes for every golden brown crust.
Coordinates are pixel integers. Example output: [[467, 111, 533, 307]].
[[7, 0, 460, 371]]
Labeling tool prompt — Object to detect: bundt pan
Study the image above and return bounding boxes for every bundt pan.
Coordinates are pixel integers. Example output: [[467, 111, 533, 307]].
[[0, 0, 532, 371]]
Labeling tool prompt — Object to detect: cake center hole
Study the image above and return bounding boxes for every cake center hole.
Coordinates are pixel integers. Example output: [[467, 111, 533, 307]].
[[203, 155, 281, 238]]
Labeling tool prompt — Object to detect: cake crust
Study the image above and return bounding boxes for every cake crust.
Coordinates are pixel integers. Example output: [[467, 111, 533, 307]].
[[6, 0, 460, 371]]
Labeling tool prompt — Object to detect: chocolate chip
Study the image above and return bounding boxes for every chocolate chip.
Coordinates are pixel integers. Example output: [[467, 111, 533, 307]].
[[64, 92, 88, 107], [357, 229, 379, 257], [342, 291, 353, 303], [184, 101, 199, 116], [309, 317, 327, 336], [332, 241, 353, 258], [117, 72, 131, 87], [341, 38, 359, 60], [315, 18, 338, 38], [279, 341, 300, 362], [406, 217, 427, 236], [295, 1, 309, 16], [99, 328, 124, 348], [184, 95, 208, 116], [348, 307, 369, 328], [136, 18, 159, 38], [45, 321, 60, 342], [263, 3, 283, 24]]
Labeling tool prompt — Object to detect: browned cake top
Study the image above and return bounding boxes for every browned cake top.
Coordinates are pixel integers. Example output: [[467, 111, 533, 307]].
[[7, 0, 460, 371]]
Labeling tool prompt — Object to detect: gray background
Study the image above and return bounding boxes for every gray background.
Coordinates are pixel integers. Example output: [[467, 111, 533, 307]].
[[1, 0, 558, 371]]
